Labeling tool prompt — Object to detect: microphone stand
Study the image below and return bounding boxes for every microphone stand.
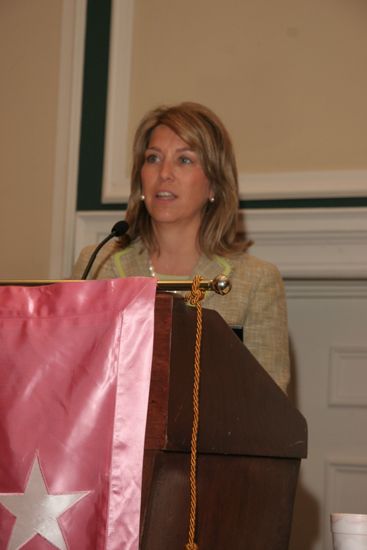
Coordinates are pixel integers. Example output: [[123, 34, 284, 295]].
[[81, 221, 129, 280]]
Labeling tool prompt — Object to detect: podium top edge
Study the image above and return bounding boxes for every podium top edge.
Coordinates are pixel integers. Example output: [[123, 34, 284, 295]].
[[0, 278, 232, 295]]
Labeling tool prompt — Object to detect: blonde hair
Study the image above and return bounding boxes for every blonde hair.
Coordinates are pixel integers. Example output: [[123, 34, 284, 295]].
[[122, 102, 247, 256]]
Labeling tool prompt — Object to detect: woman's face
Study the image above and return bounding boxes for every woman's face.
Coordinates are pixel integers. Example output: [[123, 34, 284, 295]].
[[140, 125, 213, 230]]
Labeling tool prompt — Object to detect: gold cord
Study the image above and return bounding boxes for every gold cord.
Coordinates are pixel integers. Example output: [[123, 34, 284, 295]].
[[184, 276, 205, 550]]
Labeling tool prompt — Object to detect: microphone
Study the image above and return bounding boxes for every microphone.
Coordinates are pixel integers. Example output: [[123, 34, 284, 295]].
[[81, 220, 129, 280]]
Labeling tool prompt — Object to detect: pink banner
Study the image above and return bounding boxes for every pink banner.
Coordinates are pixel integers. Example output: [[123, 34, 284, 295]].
[[0, 278, 156, 549]]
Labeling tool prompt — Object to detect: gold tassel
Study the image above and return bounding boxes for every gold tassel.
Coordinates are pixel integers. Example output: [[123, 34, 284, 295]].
[[184, 276, 205, 550]]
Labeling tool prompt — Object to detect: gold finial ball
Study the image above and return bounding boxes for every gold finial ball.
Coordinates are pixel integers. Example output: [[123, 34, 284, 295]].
[[211, 274, 232, 295]]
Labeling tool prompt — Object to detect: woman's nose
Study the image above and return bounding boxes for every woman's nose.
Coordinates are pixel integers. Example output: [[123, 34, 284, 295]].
[[159, 158, 174, 180]]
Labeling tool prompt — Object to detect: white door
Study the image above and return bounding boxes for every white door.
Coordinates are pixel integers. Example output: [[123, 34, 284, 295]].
[[287, 281, 367, 550]]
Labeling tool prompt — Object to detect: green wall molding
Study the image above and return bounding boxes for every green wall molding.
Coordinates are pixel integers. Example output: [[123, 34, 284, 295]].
[[77, 0, 367, 212]]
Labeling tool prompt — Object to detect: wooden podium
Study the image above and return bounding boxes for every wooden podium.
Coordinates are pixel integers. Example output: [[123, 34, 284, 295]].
[[141, 293, 307, 549]]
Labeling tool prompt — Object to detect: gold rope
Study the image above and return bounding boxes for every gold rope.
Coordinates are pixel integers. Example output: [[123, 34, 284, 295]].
[[184, 276, 205, 550]]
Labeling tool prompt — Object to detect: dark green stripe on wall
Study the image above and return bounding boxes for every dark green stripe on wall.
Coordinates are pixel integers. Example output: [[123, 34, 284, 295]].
[[77, 0, 367, 211], [77, 0, 121, 211], [240, 197, 367, 209]]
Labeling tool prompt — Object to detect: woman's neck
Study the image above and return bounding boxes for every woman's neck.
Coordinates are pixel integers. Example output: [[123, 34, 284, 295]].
[[149, 223, 201, 276]]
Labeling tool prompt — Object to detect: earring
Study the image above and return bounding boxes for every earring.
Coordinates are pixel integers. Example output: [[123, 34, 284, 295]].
[[209, 196, 215, 203], [140, 194, 145, 201]]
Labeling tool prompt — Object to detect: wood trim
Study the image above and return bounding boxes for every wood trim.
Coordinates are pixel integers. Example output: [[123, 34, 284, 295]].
[[238, 170, 367, 200], [101, 0, 134, 203], [74, 207, 367, 279], [49, 0, 87, 278]]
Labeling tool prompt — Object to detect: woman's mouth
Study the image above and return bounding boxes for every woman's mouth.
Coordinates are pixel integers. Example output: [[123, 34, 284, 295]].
[[155, 191, 177, 199]]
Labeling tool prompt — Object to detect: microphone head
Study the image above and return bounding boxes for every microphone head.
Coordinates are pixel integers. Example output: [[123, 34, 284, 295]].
[[111, 220, 129, 237]]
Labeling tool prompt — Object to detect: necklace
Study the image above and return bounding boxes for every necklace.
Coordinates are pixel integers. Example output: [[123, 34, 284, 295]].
[[148, 258, 181, 294], [148, 258, 156, 277]]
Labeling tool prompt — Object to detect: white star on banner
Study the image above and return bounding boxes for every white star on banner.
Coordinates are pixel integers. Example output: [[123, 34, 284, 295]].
[[0, 455, 90, 550]]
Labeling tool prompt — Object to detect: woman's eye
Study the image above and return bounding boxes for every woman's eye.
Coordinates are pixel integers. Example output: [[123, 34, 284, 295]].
[[179, 156, 193, 165], [145, 154, 160, 164]]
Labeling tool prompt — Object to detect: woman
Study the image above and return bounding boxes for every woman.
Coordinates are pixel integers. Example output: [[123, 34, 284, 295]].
[[72, 102, 290, 393]]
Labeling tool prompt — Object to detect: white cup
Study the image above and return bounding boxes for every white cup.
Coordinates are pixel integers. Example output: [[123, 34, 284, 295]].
[[331, 513, 367, 550]]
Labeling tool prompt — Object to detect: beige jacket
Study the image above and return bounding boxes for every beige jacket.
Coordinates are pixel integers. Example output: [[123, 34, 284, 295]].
[[72, 239, 290, 393]]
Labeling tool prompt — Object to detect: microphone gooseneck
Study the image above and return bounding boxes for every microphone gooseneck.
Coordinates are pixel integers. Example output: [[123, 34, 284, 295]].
[[81, 220, 129, 280]]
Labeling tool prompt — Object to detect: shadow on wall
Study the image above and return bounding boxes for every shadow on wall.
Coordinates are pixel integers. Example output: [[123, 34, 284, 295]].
[[289, 476, 320, 550], [288, 340, 320, 550]]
